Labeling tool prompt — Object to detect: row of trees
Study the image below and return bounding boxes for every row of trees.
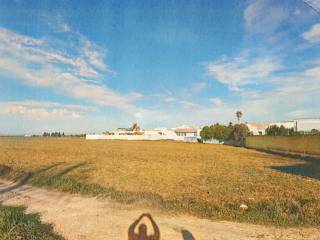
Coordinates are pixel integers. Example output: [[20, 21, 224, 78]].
[[42, 132, 86, 137], [201, 123, 320, 144], [265, 125, 320, 136], [200, 111, 320, 146], [200, 110, 249, 146], [200, 123, 249, 146], [42, 132, 65, 137], [265, 125, 295, 136]]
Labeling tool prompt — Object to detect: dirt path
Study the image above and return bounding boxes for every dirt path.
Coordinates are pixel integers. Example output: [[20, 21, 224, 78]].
[[0, 179, 319, 240]]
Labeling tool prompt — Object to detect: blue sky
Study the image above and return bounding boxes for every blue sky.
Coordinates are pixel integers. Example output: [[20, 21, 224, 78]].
[[0, 0, 320, 134]]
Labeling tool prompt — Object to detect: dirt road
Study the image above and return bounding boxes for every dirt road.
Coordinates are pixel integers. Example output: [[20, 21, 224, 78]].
[[0, 179, 319, 240]]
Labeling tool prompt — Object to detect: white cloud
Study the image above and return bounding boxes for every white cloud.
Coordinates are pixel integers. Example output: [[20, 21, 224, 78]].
[[152, 93, 177, 103], [303, 0, 320, 12], [56, 21, 70, 33], [210, 97, 223, 107], [244, 0, 289, 34], [0, 100, 82, 119], [42, 14, 71, 33], [2, 100, 96, 112], [80, 38, 108, 70], [0, 28, 44, 46], [206, 53, 280, 91], [0, 27, 141, 114], [191, 82, 207, 93], [180, 100, 200, 109], [134, 112, 143, 119], [202, 48, 320, 124], [302, 23, 320, 43], [127, 92, 144, 101]]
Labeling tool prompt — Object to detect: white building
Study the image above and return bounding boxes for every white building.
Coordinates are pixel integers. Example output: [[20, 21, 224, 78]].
[[295, 118, 320, 132], [86, 125, 199, 142], [246, 123, 270, 135], [247, 118, 320, 135]]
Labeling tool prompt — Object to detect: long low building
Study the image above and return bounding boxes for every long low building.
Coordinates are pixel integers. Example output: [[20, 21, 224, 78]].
[[247, 118, 320, 135], [86, 124, 199, 142]]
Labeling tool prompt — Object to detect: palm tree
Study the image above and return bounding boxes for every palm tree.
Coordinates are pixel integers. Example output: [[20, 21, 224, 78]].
[[236, 111, 243, 124]]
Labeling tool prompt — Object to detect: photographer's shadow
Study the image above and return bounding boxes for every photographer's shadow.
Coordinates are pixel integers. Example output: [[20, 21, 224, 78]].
[[181, 229, 195, 240], [128, 213, 195, 240], [128, 213, 160, 240]]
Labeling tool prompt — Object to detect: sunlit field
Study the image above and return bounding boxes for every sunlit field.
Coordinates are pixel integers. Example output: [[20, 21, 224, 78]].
[[1, 137, 320, 226]]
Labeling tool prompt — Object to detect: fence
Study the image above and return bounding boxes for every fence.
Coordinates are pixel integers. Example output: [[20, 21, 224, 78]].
[[245, 135, 320, 156]]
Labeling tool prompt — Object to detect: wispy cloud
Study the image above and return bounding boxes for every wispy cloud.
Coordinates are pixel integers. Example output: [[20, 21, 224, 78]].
[[2, 100, 97, 112], [244, 0, 289, 34], [210, 97, 223, 107], [39, 13, 71, 33], [203, 49, 320, 123], [0, 100, 85, 119], [244, 0, 317, 46], [0, 27, 140, 113], [302, 23, 320, 43], [191, 82, 207, 93], [303, 0, 320, 12], [206, 53, 280, 91]]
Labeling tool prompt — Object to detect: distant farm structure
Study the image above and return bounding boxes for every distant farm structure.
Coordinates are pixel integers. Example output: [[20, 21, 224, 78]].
[[86, 124, 200, 142], [247, 118, 320, 135]]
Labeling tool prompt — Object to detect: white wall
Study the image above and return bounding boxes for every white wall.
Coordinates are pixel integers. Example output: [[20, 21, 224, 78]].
[[86, 134, 186, 141], [296, 119, 320, 131]]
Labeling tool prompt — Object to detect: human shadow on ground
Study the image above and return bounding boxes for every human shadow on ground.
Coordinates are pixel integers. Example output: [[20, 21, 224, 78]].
[[49, 162, 87, 179], [181, 229, 195, 240], [271, 160, 320, 180], [0, 162, 86, 195], [249, 148, 320, 162], [128, 213, 196, 240], [0, 163, 63, 194], [128, 213, 160, 240]]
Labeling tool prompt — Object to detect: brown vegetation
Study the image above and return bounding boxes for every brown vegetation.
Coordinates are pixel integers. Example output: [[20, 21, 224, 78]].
[[0, 137, 320, 225]]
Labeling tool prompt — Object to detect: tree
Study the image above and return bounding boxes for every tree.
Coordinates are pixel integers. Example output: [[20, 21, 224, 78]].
[[200, 123, 232, 142], [227, 124, 249, 146], [265, 125, 296, 136], [236, 111, 243, 124], [42, 132, 50, 137], [265, 125, 279, 136], [210, 123, 232, 142], [200, 126, 211, 141]]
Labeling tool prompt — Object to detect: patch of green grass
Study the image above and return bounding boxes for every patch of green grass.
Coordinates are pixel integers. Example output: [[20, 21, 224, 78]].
[[0, 205, 64, 240]]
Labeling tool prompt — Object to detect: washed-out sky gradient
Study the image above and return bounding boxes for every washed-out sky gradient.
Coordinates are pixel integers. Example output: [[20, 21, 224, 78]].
[[0, 0, 320, 134]]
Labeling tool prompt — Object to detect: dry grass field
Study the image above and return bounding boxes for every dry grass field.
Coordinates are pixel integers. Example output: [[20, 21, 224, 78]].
[[1, 137, 320, 226]]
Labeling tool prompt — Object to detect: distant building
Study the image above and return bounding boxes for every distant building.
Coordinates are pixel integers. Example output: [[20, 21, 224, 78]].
[[246, 123, 270, 135], [173, 125, 198, 142], [173, 125, 198, 137], [294, 118, 320, 132], [247, 118, 320, 135], [86, 124, 200, 142]]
